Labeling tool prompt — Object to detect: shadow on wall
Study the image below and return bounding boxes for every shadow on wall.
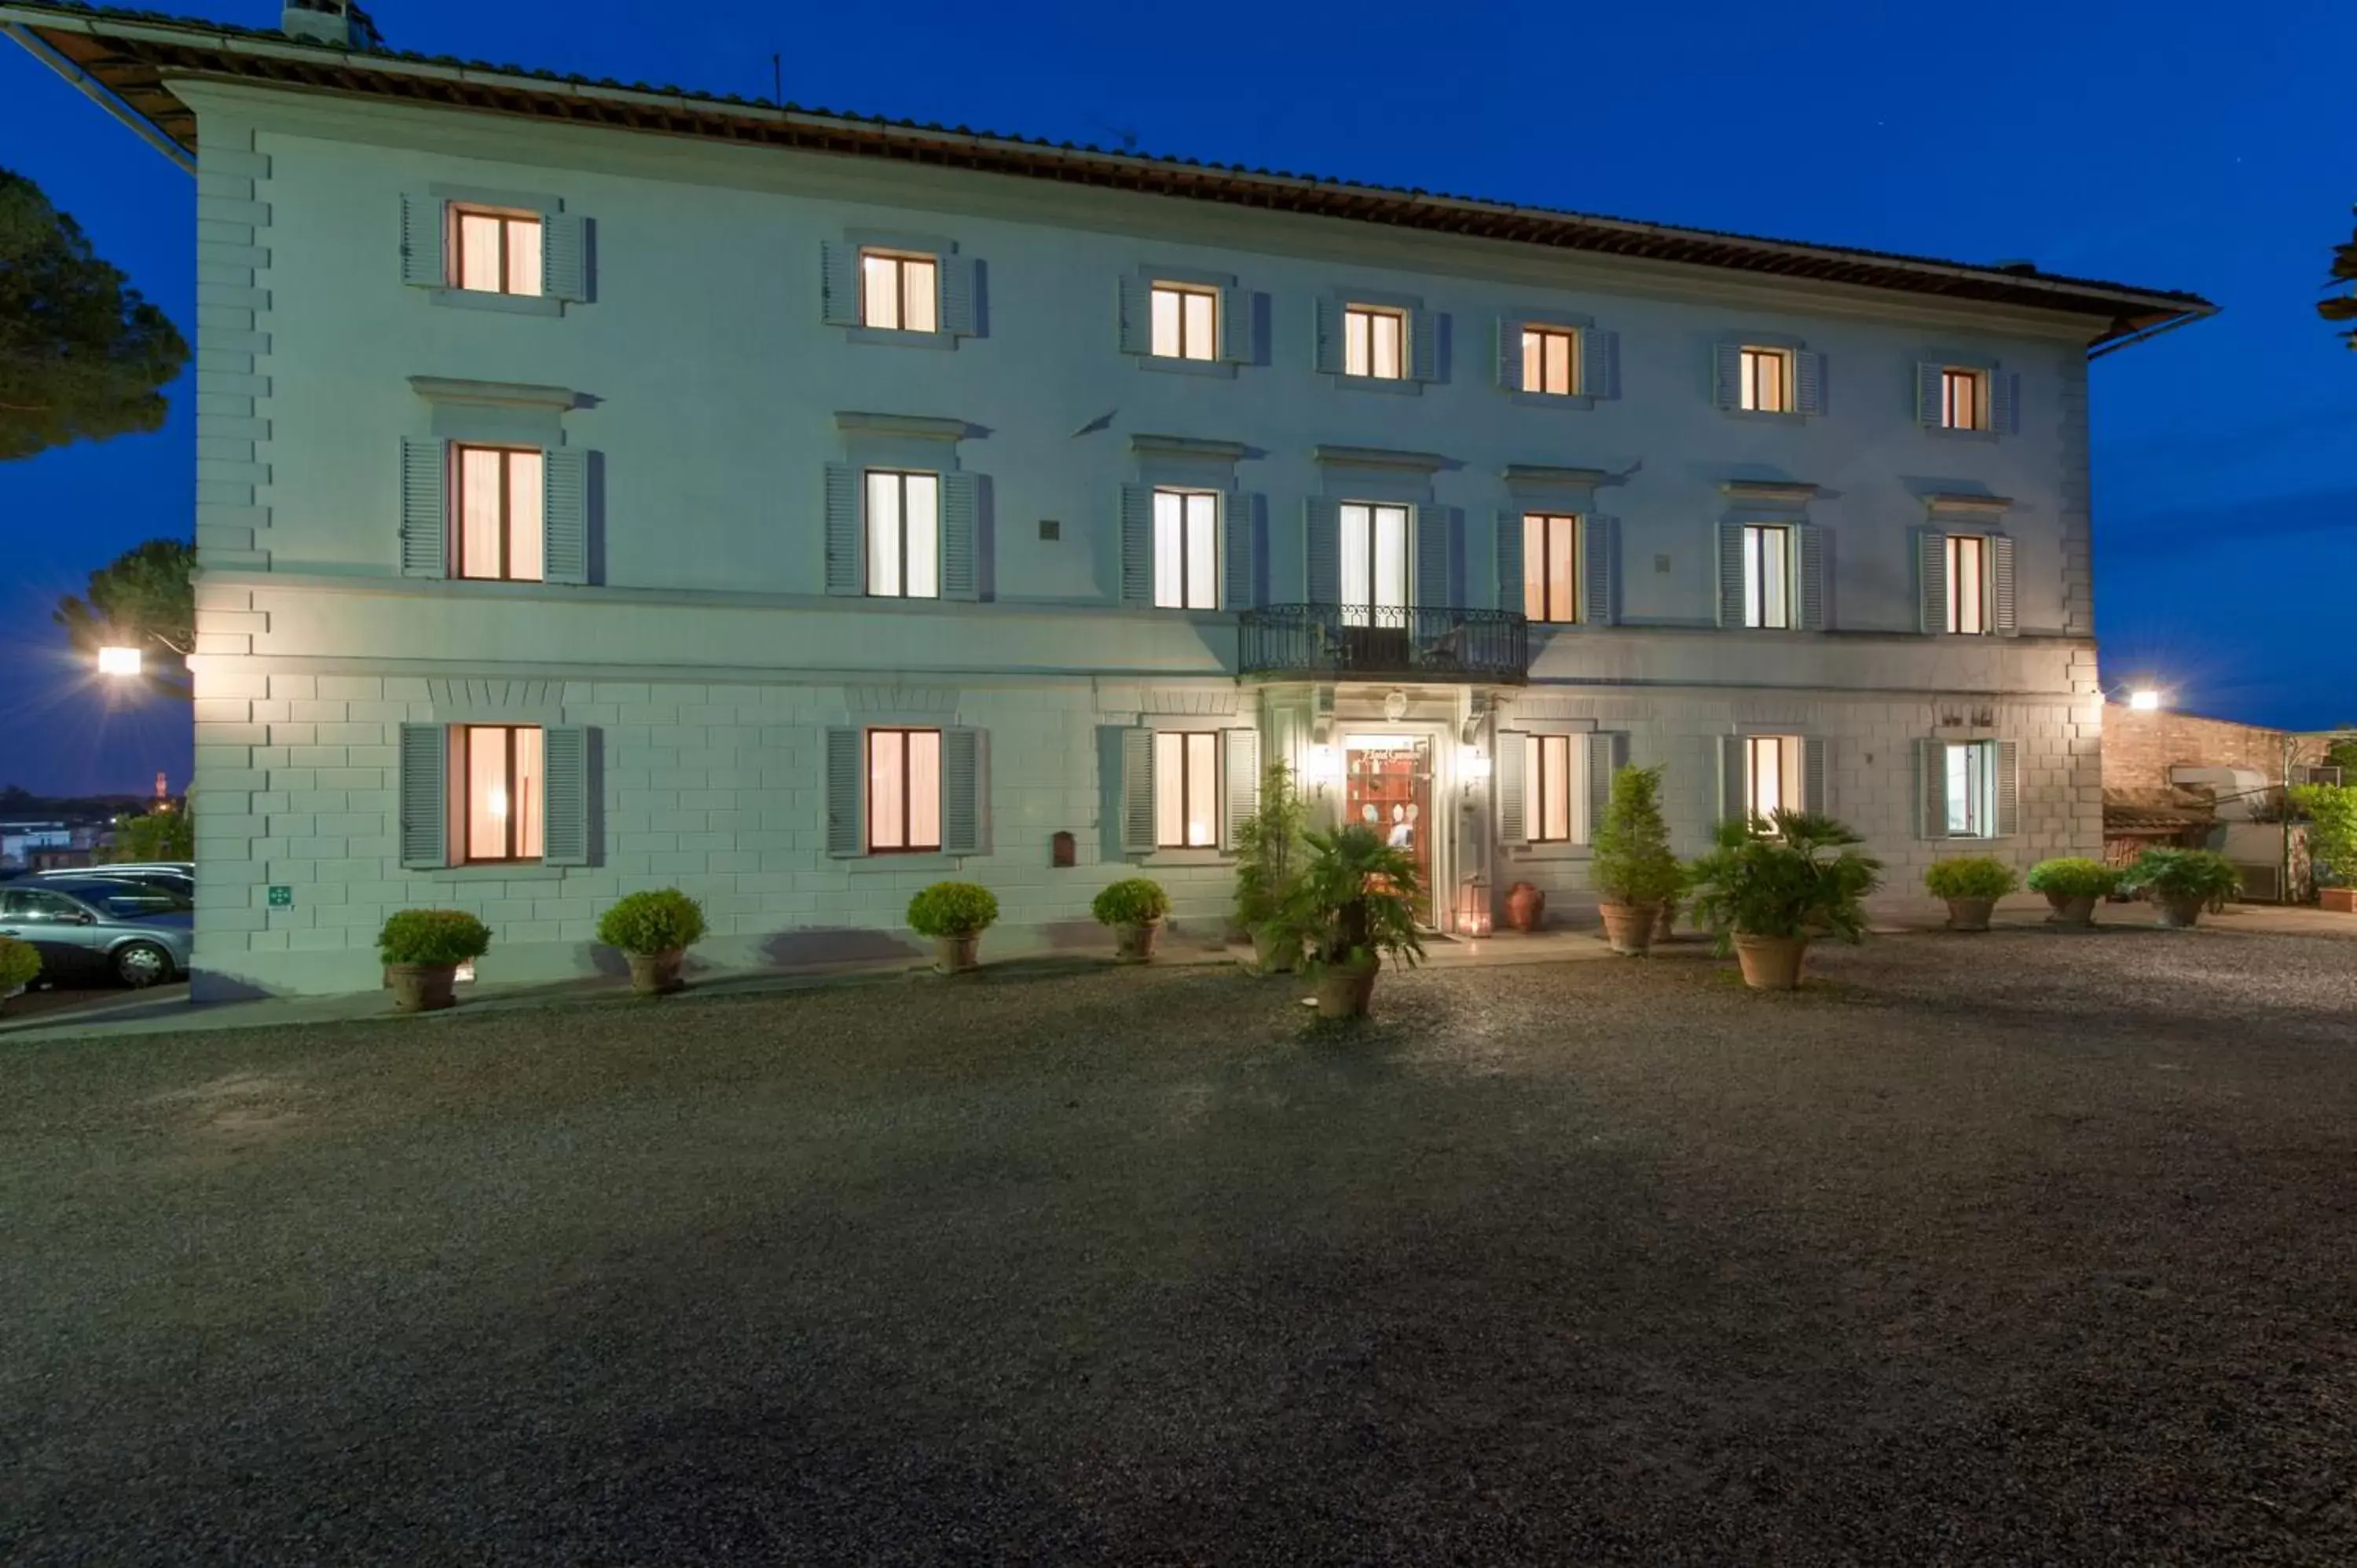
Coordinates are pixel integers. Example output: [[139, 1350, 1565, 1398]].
[[758, 927, 924, 969]]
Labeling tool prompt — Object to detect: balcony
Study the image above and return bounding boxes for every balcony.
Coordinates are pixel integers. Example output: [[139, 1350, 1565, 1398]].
[[1237, 604, 1530, 683]]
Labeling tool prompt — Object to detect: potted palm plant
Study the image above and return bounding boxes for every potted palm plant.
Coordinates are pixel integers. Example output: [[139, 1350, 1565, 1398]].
[[1589, 764, 1683, 955], [1282, 823, 1424, 1019], [2118, 848, 2240, 929], [2025, 857, 2117, 929], [1923, 855, 2018, 932], [1685, 810, 1881, 990], [908, 881, 999, 973], [377, 909, 493, 1012], [1093, 877, 1171, 962], [596, 888, 707, 995], [1233, 760, 1308, 975], [0, 935, 40, 1016]]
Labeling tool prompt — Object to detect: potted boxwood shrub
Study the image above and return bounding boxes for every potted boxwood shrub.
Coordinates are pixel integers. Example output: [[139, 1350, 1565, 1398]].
[[1282, 823, 1424, 1020], [1093, 877, 1171, 962], [1923, 855, 2019, 932], [908, 881, 999, 973], [377, 909, 493, 1013], [1685, 810, 1882, 990], [2025, 857, 2117, 929], [596, 888, 707, 995], [1589, 764, 1683, 956], [2119, 848, 2240, 929], [0, 935, 40, 1016], [1233, 760, 1309, 975]]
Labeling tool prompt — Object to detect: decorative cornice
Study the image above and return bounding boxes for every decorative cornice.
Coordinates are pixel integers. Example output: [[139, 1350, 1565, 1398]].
[[1719, 480, 1820, 504], [1503, 464, 1610, 491], [1922, 491, 2015, 517], [1129, 434, 1248, 461], [407, 376, 581, 409], [834, 411, 970, 441], [1313, 445, 1451, 473]]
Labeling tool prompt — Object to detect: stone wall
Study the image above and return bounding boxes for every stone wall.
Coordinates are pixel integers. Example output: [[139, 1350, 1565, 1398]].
[[2101, 704, 2328, 801]]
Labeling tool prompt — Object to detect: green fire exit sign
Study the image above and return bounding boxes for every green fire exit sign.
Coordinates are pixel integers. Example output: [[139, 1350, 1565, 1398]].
[[266, 885, 293, 907]]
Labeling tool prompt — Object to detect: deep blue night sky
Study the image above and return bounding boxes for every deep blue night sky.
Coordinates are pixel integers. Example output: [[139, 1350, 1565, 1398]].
[[3, 0, 2353, 793]]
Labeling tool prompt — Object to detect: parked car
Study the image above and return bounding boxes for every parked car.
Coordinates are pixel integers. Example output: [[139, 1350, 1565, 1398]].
[[31, 861, 194, 899], [0, 877, 192, 987]]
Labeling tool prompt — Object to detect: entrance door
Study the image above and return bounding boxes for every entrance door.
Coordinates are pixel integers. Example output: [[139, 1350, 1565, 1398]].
[[1344, 735, 1434, 925]]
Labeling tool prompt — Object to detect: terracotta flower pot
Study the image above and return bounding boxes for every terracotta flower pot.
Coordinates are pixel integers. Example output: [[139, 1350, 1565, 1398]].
[[1732, 933, 1809, 991], [1944, 896, 1996, 932], [1597, 900, 1660, 957], [2154, 893, 2207, 929], [1314, 957, 1380, 1020], [2045, 892, 2098, 929], [1249, 925, 1300, 976], [1114, 918, 1164, 964], [934, 933, 982, 973], [2322, 888, 2357, 914], [386, 962, 457, 1013], [1653, 903, 1677, 943], [626, 948, 685, 995], [1503, 881, 1545, 932]]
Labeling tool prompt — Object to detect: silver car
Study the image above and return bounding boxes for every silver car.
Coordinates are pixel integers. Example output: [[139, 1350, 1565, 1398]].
[[0, 877, 192, 987]]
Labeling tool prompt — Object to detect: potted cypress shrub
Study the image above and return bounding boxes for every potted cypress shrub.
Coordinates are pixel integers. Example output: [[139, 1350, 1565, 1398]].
[[1923, 855, 2019, 932], [2025, 857, 2117, 928], [0, 935, 40, 1016], [1589, 764, 1683, 955], [908, 881, 999, 973], [1233, 760, 1308, 975], [596, 888, 707, 995], [1093, 877, 1171, 962], [2119, 848, 2241, 929], [376, 909, 493, 1013], [1282, 823, 1424, 1019], [1685, 810, 1881, 990]]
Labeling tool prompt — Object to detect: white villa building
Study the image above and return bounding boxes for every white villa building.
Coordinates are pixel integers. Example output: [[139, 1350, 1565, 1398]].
[[5, 1, 2213, 997]]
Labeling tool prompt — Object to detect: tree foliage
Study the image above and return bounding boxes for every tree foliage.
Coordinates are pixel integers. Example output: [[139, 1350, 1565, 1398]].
[[108, 808, 192, 863], [2322, 211, 2357, 347], [0, 167, 188, 460], [55, 537, 195, 697]]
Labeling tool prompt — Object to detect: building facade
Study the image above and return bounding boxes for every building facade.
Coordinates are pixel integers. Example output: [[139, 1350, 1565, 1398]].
[[3, 4, 2213, 996]]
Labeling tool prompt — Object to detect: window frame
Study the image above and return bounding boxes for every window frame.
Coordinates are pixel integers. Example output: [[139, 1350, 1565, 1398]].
[[1523, 511, 1582, 624], [1153, 730, 1222, 850], [865, 727, 944, 855], [1151, 487, 1220, 610], [1946, 533, 1989, 635], [864, 468, 942, 600], [450, 443, 545, 583], [858, 248, 940, 334], [1521, 326, 1579, 397], [1149, 282, 1219, 362], [457, 724, 544, 865], [1945, 739, 1997, 837], [1738, 345, 1794, 413], [448, 203, 543, 298], [1941, 366, 1988, 432], [1337, 500, 1413, 621], [1343, 304, 1409, 380], [1743, 733, 1804, 826], [1527, 732, 1578, 844], [1743, 522, 1794, 630]]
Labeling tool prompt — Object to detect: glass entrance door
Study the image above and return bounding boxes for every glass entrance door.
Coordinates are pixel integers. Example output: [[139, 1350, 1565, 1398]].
[[1344, 735, 1434, 925]]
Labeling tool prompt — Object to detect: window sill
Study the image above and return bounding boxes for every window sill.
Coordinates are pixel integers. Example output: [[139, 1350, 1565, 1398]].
[[1926, 425, 1999, 443], [1133, 354, 1237, 379], [1329, 374, 1424, 397], [422, 863, 570, 881], [1505, 843, 1593, 862], [1720, 407, 1806, 424], [1506, 390, 1596, 412], [844, 326, 959, 351], [1140, 848, 1233, 868], [841, 852, 962, 873], [429, 289, 565, 318]]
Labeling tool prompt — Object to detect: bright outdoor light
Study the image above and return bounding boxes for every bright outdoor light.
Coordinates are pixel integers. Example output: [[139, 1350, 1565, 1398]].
[[97, 645, 143, 676], [2128, 688, 2164, 711]]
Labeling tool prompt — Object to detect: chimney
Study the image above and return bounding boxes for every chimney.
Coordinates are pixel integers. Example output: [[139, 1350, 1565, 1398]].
[[281, 0, 384, 49]]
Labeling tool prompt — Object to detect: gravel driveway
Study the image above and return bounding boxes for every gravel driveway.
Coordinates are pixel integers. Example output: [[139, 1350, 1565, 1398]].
[[6, 927, 2357, 1564]]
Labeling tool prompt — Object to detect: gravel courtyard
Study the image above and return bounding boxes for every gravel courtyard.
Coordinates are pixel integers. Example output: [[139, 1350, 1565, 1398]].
[[7, 927, 2357, 1564]]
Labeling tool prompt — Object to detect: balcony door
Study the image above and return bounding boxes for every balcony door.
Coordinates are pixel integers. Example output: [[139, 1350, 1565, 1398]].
[[1338, 502, 1411, 628]]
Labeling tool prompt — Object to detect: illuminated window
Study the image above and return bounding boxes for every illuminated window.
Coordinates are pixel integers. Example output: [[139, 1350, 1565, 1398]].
[[1150, 284, 1218, 361], [1941, 367, 1987, 430], [1525, 732, 1578, 843], [1153, 489, 1219, 610], [1153, 731, 1220, 848], [1744, 734, 1804, 826], [866, 471, 940, 599], [1945, 739, 1996, 837], [1343, 306, 1407, 379], [1338, 501, 1411, 625], [453, 445, 544, 581], [460, 725, 544, 863], [451, 207, 541, 296], [1523, 512, 1580, 623], [867, 728, 942, 852], [859, 251, 938, 332], [1738, 346, 1792, 412], [1521, 327, 1578, 396], [1946, 533, 1988, 634], [1743, 524, 1791, 629]]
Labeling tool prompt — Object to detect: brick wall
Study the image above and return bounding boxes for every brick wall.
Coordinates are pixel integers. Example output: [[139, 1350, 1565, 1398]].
[[2100, 704, 2327, 800]]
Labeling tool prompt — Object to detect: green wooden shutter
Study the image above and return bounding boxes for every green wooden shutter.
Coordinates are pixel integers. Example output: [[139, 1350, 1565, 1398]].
[[1582, 515, 1617, 627], [1712, 342, 1742, 408], [1313, 297, 1343, 376], [1224, 490, 1259, 610], [541, 724, 592, 866], [1409, 308, 1440, 383], [1718, 735, 1749, 828], [940, 727, 983, 855], [1585, 731, 1627, 846], [1579, 328, 1618, 399], [1989, 535, 2018, 636], [1495, 730, 1528, 846], [1221, 727, 1259, 852], [1219, 285, 1255, 363], [1793, 350, 1826, 416], [1494, 508, 1526, 615], [939, 255, 979, 336], [940, 472, 979, 600], [1993, 741, 2021, 837], [1117, 274, 1152, 355], [398, 192, 443, 287], [823, 464, 861, 596], [400, 438, 447, 578], [1991, 369, 2019, 434], [1717, 522, 1746, 627], [1120, 485, 1154, 605], [541, 213, 588, 303], [1495, 317, 1523, 390], [1915, 362, 1945, 426], [825, 727, 863, 856], [398, 723, 449, 869], [1305, 498, 1341, 606], [1916, 738, 1950, 839], [1416, 504, 1454, 609], [541, 448, 588, 585], [1918, 530, 1949, 633], [1802, 736, 1830, 815], [1796, 523, 1827, 631], [1121, 728, 1156, 854], [819, 241, 861, 326]]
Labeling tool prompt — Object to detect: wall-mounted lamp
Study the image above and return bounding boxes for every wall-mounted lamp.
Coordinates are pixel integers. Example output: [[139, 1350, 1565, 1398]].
[[97, 645, 142, 676], [1307, 743, 1343, 792], [1457, 744, 1491, 800]]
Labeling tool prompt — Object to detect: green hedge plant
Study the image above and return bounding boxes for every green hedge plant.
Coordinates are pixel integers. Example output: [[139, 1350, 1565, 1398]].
[[1091, 877, 1170, 927], [1589, 764, 1684, 907], [907, 881, 999, 938], [2026, 858, 2118, 899], [1923, 856, 2019, 900], [377, 909, 493, 967], [2119, 848, 2241, 905], [0, 935, 41, 999], [2289, 782, 2357, 886], [596, 889, 707, 955]]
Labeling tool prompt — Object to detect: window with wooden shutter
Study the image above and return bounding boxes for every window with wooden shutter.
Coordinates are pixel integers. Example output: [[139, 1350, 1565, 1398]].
[[1154, 731, 1221, 848], [1585, 731, 1627, 847], [1221, 727, 1259, 851], [541, 725, 592, 866], [940, 727, 984, 856], [1582, 515, 1617, 628], [399, 438, 448, 577], [398, 723, 449, 868], [1224, 490, 1259, 610], [825, 727, 863, 855], [1495, 730, 1529, 846], [866, 728, 943, 853], [1120, 728, 1157, 855]]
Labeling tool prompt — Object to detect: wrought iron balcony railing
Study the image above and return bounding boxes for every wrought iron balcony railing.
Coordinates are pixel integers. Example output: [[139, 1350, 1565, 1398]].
[[1237, 603, 1530, 683]]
